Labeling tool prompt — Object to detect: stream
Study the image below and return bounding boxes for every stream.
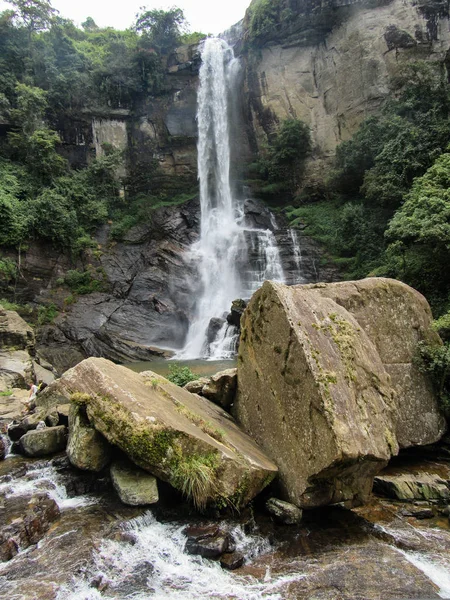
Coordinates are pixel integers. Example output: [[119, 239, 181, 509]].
[[2, 454, 450, 600]]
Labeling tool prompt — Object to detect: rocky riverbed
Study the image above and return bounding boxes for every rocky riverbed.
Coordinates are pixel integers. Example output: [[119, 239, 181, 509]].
[[2, 452, 450, 599]]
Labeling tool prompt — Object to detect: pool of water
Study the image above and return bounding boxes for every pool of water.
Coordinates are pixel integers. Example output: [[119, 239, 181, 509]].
[[124, 358, 237, 378]]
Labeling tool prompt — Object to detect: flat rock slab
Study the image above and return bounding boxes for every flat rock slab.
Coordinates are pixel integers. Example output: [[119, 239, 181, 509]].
[[235, 278, 445, 508], [19, 425, 67, 457], [110, 460, 159, 506], [42, 358, 278, 509]]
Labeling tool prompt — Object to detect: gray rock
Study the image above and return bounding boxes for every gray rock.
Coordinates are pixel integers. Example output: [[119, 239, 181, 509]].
[[235, 278, 445, 508], [67, 404, 111, 472], [110, 460, 159, 506], [202, 369, 237, 411], [374, 473, 450, 502], [220, 551, 245, 570], [19, 426, 67, 457], [185, 533, 230, 558], [266, 498, 303, 525], [184, 378, 209, 395]]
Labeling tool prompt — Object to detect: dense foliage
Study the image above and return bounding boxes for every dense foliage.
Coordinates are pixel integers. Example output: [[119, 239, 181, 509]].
[[247, 118, 311, 199], [0, 0, 197, 264]]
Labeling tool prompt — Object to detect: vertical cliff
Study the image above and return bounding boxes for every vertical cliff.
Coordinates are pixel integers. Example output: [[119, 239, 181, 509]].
[[242, 0, 450, 185]]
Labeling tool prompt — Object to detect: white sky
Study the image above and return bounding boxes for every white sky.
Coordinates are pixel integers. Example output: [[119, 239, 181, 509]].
[[0, 0, 250, 35]]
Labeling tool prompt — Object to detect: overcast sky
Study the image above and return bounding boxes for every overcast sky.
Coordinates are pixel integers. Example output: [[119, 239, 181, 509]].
[[0, 0, 250, 34]]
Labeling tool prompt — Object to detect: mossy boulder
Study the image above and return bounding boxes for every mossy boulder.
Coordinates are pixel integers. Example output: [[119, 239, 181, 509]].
[[44, 357, 277, 510], [67, 404, 111, 472], [234, 278, 445, 509]]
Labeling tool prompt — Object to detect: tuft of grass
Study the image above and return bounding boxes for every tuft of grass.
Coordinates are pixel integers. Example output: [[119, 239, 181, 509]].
[[171, 453, 219, 511], [0, 389, 13, 397]]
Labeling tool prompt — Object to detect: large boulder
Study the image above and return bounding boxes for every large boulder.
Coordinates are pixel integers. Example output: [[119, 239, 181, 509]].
[[234, 278, 445, 509], [310, 278, 446, 448], [41, 358, 278, 509], [67, 404, 111, 472], [19, 425, 67, 457]]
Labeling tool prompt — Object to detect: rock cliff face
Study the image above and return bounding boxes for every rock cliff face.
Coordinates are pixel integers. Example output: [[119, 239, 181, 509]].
[[242, 0, 450, 184], [58, 44, 200, 190]]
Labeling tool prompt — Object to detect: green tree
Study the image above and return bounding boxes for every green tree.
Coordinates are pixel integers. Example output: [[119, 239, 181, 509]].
[[135, 8, 187, 54]]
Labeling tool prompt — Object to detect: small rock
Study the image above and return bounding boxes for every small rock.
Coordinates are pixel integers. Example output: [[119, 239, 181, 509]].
[[36, 420, 46, 430], [266, 497, 303, 525], [185, 533, 230, 558], [183, 524, 220, 541], [110, 460, 159, 506], [220, 551, 245, 570], [19, 425, 67, 457], [184, 378, 209, 395], [401, 507, 434, 520], [202, 369, 237, 411]]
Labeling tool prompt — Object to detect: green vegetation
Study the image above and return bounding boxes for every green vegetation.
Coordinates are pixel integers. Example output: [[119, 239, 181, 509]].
[[247, 0, 284, 43], [417, 315, 450, 416], [167, 363, 197, 387], [0, 0, 202, 285], [37, 302, 58, 324], [171, 452, 220, 511], [247, 118, 311, 200], [282, 61, 450, 315]]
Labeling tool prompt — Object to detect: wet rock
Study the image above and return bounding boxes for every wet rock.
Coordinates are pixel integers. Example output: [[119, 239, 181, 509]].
[[226, 299, 247, 328], [110, 560, 155, 594], [266, 498, 303, 525], [400, 506, 434, 519], [0, 435, 8, 460], [19, 425, 67, 457], [220, 551, 245, 570], [207, 317, 225, 344], [110, 459, 159, 506], [0, 493, 60, 561], [235, 278, 445, 508], [7, 421, 28, 442], [67, 404, 111, 472], [201, 369, 238, 411], [185, 532, 230, 558], [183, 524, 220, 541], [373, 473, 450, 502], [45, 357, 277, 509]]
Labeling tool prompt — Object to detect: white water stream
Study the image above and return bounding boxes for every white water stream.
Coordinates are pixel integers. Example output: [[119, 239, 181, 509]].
[[178, 38, 285, 360], [57, 512, 303, 600]]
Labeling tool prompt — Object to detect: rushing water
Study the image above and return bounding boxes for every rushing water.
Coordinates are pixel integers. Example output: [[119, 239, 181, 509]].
[[178, 38, 286, 360]]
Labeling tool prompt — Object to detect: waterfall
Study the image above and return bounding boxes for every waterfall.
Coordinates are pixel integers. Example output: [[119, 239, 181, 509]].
[[178, 38, 285, 360]]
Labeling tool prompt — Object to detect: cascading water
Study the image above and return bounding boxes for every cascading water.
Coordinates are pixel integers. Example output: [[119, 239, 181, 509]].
[[179, 38, 285, 360]]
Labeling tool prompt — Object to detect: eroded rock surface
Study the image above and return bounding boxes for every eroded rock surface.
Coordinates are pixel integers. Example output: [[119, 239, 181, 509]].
[[235, 278, 445, 508]]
